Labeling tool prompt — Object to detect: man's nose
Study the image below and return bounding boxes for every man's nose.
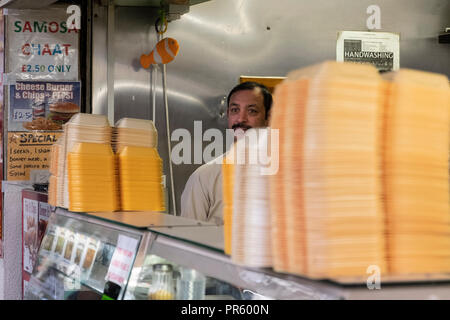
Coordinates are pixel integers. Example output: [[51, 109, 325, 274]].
[[238, 109, 248, 122]]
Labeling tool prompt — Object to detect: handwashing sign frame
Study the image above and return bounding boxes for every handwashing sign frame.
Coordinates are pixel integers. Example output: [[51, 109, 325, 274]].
[[337, 31, 400, 72]]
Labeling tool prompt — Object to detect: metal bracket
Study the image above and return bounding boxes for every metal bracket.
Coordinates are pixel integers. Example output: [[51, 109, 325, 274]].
[[167, 4, 189, 22], [438, 29, 450, 43]]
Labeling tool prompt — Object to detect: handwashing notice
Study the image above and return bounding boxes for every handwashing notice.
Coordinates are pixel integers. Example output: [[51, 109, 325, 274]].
[[337, 31, 400, 72], [5, 8, 79, 81]]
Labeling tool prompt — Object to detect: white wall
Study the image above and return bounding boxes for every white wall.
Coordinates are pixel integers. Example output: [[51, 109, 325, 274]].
[[0, 182, 31, 300]]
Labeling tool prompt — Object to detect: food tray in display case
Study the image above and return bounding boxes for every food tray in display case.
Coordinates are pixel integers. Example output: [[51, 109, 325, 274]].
[[24, 208, 144, 300]]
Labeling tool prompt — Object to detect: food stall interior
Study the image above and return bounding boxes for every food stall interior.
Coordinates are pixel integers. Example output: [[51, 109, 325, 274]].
[[0, 0, 449, 300]]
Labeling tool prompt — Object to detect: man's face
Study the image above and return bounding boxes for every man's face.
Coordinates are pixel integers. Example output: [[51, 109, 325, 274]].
[[227, 88, 268, 134]]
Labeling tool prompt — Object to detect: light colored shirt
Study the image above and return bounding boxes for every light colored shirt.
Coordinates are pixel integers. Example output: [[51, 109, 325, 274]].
[[180, 159, 223, 225]]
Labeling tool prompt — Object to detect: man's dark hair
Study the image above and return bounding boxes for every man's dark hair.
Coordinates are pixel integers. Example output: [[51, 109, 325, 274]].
[[227, 81, 273, 119]]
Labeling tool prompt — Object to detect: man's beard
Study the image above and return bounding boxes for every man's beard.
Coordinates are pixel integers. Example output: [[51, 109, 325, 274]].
[[232, 123, 252, 131], [232, 123, 251, 140]]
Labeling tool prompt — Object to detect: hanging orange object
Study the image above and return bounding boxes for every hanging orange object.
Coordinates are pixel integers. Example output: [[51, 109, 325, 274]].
[[140, 37, 180, 68]]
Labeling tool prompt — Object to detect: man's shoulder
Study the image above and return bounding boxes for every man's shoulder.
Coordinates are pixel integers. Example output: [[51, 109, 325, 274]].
[[191, 157, 223, 179]]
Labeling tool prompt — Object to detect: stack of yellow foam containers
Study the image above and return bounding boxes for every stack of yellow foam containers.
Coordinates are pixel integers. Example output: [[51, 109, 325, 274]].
[[62, 114, 112, 209], [68, 142, 119, 212], [48, 134, 64, 206], [117, 146, 165, 211], [50, 115, 166, 213], [222, 146, 235, 255], [112, 118, 165, 212], [382, 69, 450, 274], [270, 61, 386, 278], [268, 81, 292, 273], [267, 61, 450, 280], [230, 128, 273, 268]]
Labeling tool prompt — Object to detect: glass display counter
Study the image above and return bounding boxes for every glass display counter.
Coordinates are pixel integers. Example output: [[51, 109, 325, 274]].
[[24, 208, 450, 300], [24, 209, 143, 300]]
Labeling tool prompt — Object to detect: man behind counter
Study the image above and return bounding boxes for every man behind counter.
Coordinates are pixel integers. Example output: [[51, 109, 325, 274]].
[[180, 81, 273, 224]]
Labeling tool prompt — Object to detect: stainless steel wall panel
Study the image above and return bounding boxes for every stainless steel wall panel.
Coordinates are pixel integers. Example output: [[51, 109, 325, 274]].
[[113, 6, 159, 123], [92, 0, 450, 215], [92, 2, 108, 116]]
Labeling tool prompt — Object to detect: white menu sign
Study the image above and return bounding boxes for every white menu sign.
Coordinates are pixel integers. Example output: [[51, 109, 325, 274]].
[[5, 7, 79, 81], [105, 235, 139, 286]]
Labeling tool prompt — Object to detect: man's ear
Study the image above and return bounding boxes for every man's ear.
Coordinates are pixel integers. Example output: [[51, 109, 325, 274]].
[[265, 109, 271, 125]]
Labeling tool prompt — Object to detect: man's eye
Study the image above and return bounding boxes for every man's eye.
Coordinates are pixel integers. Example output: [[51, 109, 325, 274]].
[[249, 109, 258, 114], [230, 108, 239, 113]]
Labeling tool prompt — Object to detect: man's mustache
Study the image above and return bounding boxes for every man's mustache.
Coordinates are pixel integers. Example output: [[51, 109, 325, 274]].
[[232, 123, 252, 131]]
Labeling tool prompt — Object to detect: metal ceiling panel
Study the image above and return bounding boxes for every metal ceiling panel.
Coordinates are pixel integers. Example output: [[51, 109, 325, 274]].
[[0, 0, 58, 9], [113, 0, 209, 7]]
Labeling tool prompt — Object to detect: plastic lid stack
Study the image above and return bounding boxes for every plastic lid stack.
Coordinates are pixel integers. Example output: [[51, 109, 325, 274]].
[[117, 146, 165, 212], [382, 69, 450, 274], [68, 142, 119, 212], [112, 118, 158, 152], [231, 128, 273, 268]]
